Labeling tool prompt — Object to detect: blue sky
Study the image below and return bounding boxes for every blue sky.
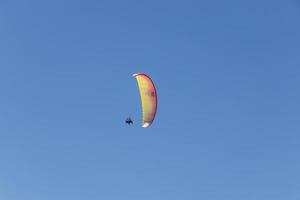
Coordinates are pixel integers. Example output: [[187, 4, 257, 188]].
[[0, 0, 300, 199]]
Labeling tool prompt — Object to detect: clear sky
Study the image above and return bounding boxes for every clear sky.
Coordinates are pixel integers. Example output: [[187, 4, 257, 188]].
[[0, 0, 299, 199]]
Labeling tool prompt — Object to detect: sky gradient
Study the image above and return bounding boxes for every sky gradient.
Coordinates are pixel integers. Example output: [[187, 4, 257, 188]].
[[0, 0, 300, 200]]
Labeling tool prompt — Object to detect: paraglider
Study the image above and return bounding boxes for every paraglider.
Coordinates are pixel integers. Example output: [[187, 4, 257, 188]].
[[132, 73, 157, 128], [125, 116, 133, 125]]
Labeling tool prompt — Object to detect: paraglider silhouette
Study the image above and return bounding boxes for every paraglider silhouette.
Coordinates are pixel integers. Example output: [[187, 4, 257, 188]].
[[125, 116, 133, 125]]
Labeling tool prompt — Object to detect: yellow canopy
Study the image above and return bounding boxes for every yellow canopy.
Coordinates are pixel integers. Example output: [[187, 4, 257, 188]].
[[133, 73, 157, 128]]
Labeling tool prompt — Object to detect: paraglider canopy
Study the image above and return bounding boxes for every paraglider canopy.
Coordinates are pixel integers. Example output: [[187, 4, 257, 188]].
[[133, 73, 157, 128]]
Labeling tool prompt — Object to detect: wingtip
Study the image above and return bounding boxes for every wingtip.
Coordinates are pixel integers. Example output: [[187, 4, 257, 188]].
[[132, 73, 141, 77], [142, 122, 151, 128]]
